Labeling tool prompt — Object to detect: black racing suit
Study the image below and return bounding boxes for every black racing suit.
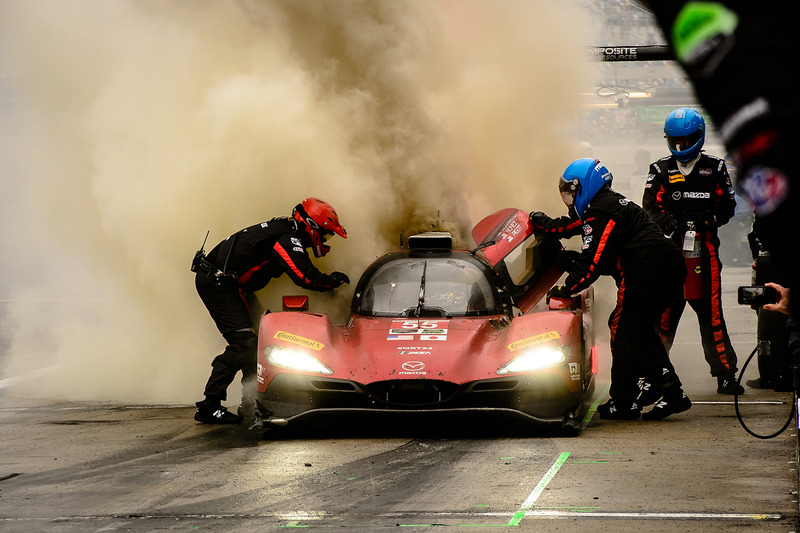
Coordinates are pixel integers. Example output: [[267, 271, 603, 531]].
[[643, 153, 738, 379], [637, 3, 800, 388], [532, 187, 687, 405], [195, 217, 343, 407]]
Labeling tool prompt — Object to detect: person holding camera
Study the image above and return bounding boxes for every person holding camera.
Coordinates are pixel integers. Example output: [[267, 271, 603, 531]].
[[744, 228, 793, 391], [759, 283, 800, 394], [643, 108, 740, 394], [192, 198, 350, 424]]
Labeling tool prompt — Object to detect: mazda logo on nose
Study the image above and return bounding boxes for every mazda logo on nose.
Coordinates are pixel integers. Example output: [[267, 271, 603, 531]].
[[402, 361, 425, 371]]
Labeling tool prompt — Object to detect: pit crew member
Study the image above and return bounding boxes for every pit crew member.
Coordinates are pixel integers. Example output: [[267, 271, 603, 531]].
[[531, 158, 691, 420], [191, 198, 350, 424], [642, 108, 740, 394]]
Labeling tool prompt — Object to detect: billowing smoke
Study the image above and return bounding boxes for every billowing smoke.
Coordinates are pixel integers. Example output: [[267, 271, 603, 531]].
[[0, 0, 591, 402]]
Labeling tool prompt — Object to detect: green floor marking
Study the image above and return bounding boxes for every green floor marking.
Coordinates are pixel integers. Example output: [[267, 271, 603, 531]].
[[582, 385, 610, 424], [507, 452, 571, 527]]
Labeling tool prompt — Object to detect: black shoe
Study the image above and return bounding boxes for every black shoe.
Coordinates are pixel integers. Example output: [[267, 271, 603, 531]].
[[717, 375, 744, 395], [745, 377, 772, 389], [637, 370, 679, 407], [642, 392, 692, 420], [194, 405, 244, 424], [597, 399, 641, 420]]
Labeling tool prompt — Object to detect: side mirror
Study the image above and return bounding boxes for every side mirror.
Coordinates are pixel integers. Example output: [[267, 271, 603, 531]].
[[282, 295, 309, 312]]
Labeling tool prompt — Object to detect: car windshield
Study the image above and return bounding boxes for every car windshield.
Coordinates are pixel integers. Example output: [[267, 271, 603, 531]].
[[357, 257, 498, 317]]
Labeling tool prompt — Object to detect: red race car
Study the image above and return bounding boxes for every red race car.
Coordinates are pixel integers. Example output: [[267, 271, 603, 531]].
[[253, 209, 597, 434]]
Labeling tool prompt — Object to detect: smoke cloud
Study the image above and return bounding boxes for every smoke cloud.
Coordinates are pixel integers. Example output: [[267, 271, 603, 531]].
[[0, 0, 591, 403]]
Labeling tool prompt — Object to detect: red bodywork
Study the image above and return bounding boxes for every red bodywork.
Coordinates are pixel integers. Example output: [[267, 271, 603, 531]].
[[254, 209, 596, 431]]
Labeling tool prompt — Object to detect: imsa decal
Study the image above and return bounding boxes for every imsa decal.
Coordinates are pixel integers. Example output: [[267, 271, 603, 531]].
[[274, 330, 325, 351], [508, 331, 560, 351]]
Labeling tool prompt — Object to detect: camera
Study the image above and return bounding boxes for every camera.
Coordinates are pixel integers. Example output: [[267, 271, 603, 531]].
[[737, 285, 777, 306]]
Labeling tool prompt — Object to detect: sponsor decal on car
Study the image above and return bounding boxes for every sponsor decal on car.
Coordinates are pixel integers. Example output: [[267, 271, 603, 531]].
[[400, 361, 427, 375], [569, 362, 580, 381], [387, 320, 449, 341], [498, 218, 524, 243], [507, 331, 560, 351], [274, 330, 324, 351]]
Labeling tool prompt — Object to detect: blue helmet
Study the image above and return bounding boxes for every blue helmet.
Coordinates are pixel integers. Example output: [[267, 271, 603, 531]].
[[559, 158, 613, 219], [664, 108, 705, 162]]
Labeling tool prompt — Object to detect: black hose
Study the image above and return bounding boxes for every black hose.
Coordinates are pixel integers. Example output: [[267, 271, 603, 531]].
[[734, 346, 796, 439]]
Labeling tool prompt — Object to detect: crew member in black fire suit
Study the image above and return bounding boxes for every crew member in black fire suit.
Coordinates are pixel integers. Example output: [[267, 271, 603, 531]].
[[530, 158, 691, 420], [642, 108, 740, 394], [634, 2, 800, 397], [191, 198, 350, 424]]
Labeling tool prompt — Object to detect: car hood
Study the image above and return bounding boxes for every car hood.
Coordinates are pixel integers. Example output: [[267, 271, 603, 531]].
[[258, 310, 584, 387], [340, 317, 507, 382]]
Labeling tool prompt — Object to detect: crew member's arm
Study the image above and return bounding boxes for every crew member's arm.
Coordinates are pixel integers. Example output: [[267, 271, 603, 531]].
[[562, 213, 618, 295], [530, 211, 585, 237], [710, 160, 737, 227], [272, 234, 346, 291], [642, 162, 678, 234]]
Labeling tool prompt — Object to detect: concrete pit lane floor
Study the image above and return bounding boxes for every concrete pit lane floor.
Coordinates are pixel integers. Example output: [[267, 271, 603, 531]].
[[0, 266, 798, 532]]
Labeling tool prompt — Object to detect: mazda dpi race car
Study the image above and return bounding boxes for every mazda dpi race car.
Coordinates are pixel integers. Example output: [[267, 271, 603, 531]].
[[253, 209, 597, 433]]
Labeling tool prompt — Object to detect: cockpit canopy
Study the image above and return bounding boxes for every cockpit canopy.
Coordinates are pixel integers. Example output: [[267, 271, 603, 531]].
[[353, 254, 505, 317]]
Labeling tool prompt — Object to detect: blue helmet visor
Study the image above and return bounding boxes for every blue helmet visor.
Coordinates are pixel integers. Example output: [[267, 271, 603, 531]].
[[667, 130, 703, 153], [558, 177, 578, 207]]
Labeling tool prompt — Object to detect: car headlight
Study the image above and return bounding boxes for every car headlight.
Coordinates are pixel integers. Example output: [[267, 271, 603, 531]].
[[497, 346, 566, 374], [265, 345, 333, 375]]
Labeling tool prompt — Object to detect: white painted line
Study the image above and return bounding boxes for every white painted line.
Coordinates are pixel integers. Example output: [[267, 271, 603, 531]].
[[508, 452, 571, 526], [693, 401, 788, 405], [524, 510, 781, 520]]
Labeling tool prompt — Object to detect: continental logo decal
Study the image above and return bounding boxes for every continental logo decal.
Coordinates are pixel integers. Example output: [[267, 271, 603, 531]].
[[508, 331, 560, 351], [274, 331, 324, 351], [668, 173, 686, 183]]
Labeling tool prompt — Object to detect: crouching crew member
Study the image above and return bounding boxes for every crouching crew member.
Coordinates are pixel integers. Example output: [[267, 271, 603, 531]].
[[191, 198, 350, 424], [531, 158, 691, 420]]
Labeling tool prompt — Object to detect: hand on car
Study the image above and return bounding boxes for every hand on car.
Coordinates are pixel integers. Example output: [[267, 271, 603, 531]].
[[331, 271, 350, 286], [546, 285, 572, 303], [529, 211, 549, 229]]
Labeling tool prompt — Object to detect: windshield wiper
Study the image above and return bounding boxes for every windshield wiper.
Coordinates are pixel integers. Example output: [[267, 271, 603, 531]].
[[470, 240, 496, 255], [414, 260, 428, 317]]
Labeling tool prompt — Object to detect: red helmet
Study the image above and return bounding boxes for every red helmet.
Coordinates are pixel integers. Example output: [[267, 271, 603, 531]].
[[292, 198, 347, 257]]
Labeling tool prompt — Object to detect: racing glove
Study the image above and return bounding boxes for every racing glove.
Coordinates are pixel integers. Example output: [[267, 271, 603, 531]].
[[529, 211, 549, 229], [546, 285, 572, 303], [663, 217, 679, 237], [330, 271, 350, 286], [556, 250, 581, 272]]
